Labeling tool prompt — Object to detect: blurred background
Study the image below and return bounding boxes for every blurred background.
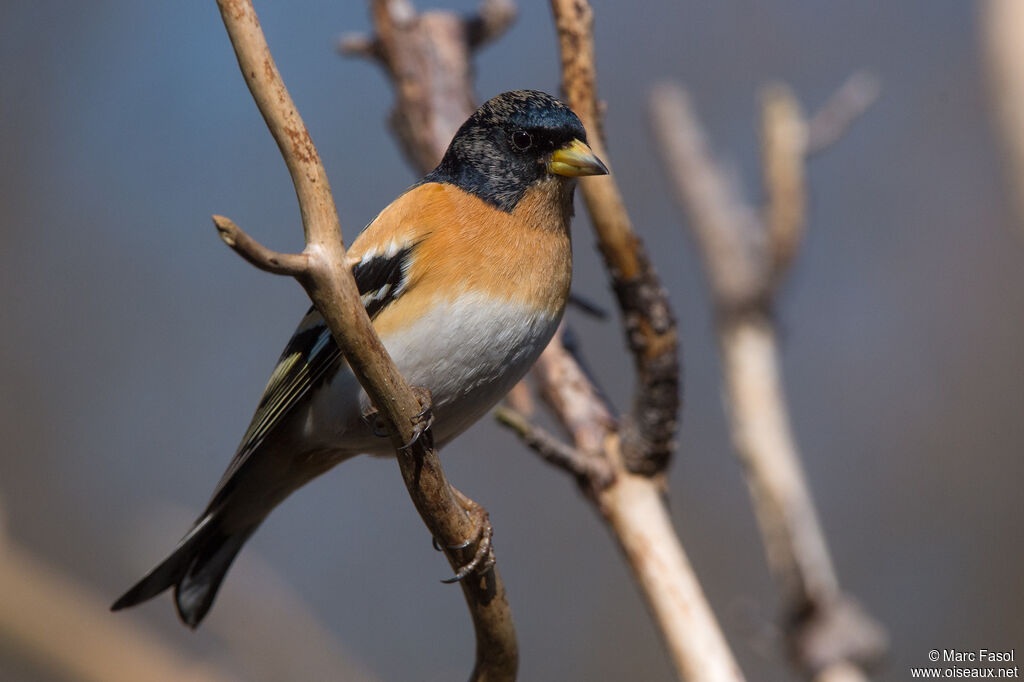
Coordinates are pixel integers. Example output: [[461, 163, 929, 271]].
[[1, 1, 1022, 680]]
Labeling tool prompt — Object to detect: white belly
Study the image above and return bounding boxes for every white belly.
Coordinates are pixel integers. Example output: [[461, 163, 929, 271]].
[[300, 293, 561, 455]]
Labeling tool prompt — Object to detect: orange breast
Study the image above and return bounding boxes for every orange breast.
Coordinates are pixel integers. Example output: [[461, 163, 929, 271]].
[[348, 180, 574, 321]]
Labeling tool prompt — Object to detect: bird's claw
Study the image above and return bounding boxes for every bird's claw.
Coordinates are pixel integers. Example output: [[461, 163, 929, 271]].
[[437, 493, 495, 583], [400, 386, 434, 451], [362, 386, 433, 445]]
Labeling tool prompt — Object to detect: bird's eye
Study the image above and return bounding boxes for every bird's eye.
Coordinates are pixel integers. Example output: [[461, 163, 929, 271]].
[[511, 130, 532, 151]]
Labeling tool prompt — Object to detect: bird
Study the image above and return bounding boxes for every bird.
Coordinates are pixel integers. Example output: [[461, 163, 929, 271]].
[[111, 89, 608, 628]]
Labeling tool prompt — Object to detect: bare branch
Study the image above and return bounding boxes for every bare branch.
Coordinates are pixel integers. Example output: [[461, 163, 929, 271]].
[[532, 327, 615, 458], [759, 83, 807, 283], [651, 80, 886, 679], [550, 0, 679, 476], [649, 84, 768, 313], [530, 329, 745, 682], [503, 380, 534, 417], [213, 215, 309, 276], [466, 0, 517, 49], [494, 406, 614, 493], [792, 596, 888, 679], [601, 472, 746, 682], [805, 71, 880, 156], [337, 33, 381, 60], [541, 3, 752, 680], [215, 2, 516, 679], [721, 320, 885, 677], [341, 0, 513, 173], [530, 336, 742, 682]]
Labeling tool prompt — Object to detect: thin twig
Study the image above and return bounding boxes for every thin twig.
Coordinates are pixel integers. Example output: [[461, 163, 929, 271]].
[[805, 72, 880, 157], [214, 215, 309, 276], [567, 291, 609, 319], [760, 83, 807, 285], [650, 79, 886, 680], [214, 2, 516, 679], [495, 405, 614, 494], [649, 84, 767, 314]]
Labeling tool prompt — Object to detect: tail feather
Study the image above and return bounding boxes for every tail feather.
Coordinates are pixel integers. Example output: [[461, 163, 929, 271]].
[[111, 514, 253, 628], [173, 529, 250, 627]]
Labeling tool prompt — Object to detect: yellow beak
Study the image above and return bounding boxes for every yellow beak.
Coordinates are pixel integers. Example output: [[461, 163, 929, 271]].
[[547, 138, 609, 177]]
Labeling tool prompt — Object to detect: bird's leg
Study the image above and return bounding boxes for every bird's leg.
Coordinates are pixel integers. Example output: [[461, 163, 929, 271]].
[[439, 486, 495, 583], [400, 386, 434, 450]]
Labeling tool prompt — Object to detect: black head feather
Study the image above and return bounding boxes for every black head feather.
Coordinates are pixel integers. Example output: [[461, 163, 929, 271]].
[[424, 90, 589, 212]]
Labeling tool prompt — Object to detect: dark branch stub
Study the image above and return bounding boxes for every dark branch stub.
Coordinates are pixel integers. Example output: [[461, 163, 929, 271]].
[[612, 251, 680, 476]]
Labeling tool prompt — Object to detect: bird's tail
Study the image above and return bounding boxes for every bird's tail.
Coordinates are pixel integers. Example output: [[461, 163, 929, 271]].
[[111, 512, 255, 628]]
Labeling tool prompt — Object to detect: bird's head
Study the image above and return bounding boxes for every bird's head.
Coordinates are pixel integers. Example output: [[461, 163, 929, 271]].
[[427, 90, 608, 212]]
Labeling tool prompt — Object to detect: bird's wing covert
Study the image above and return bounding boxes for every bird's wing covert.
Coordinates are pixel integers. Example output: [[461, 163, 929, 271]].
[[221, 242, 420, 480]]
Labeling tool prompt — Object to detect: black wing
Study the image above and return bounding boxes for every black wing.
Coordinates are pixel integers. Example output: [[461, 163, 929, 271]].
[[351, 242, 418, 318]]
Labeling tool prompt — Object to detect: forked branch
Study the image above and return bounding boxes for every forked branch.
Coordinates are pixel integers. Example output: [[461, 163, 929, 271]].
[[347, 1, 740, 678], [650, 79, 886, 680]]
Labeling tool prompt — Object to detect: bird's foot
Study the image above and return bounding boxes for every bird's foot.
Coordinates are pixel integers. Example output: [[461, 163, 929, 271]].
[[400, 386, 434, 451], [435, 488, 495, 583]]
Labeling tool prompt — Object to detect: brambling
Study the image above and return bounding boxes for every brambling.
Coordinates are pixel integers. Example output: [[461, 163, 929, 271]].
[[112, 90, 608, 627]]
